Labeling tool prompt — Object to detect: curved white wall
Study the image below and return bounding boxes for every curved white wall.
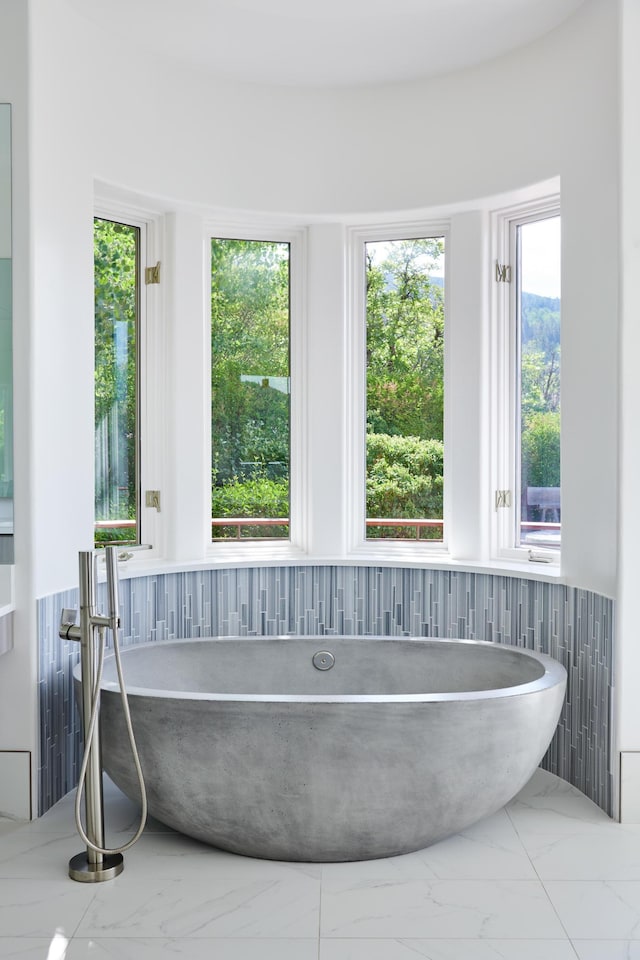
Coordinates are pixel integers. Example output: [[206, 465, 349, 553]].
[[86, 1, 610, 218]]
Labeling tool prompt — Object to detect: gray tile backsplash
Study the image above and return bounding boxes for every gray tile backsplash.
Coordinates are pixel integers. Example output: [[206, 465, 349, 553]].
[[37, 565, 614, 817]]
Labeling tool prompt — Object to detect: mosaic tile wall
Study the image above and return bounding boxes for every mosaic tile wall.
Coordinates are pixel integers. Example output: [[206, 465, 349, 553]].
[[37, 566, 615, 817]]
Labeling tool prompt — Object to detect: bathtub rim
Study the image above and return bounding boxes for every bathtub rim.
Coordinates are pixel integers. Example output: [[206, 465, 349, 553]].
[[86, 635, 567, 705]]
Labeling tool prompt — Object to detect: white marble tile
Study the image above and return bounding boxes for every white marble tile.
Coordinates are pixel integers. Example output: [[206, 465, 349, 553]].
[[319, 941, 577, 960], [508, 770, 610, 827], [321, 851, 442, 884], [322, 810, 535, 882], [0, 880, 95, 938], [33, 782, 169, 837], [572, 942, 640, 959], [121, 832, 321, 880], [510, 820, 640, 880], [411, 810, 537, 880], [76, 874, 320, 938], [545, 880, 640, 939], [28, 792, 80, 833], [0, 830, 83, 880], [0, 817, 23, 837], [320, 878, 566, 939], [0, 942, 58, 959], [64, 938, 319, 959], [0, 815, 319, 884]]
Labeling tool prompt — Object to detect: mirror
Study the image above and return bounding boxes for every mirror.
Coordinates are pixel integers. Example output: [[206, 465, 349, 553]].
[[0, 105, 13, 563]]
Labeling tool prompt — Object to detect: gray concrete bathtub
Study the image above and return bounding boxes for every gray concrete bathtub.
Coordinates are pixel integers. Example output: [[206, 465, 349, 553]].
[[93, 636, 566, 862]]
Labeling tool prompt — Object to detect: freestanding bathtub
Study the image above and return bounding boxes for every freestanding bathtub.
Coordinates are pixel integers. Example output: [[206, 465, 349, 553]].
[[91, 636, 566, 862]]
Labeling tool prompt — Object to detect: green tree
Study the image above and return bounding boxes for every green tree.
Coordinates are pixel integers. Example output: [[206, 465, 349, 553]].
[[94, 218, 138, 533], [365, 238, 445, 537], [366, 238, 444, 442], [520, 292, 561, 517], [521, 348, 560, 420], [211, 239, 290, 537]]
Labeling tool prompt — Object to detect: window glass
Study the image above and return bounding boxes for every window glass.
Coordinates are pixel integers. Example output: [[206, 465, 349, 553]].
[[365, 237, 445, 541], [211, 238, 290, 540], [517, 216, 561, 548], [94, 218, 140, 546]]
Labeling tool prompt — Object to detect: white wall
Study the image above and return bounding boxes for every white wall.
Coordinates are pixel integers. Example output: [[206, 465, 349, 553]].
[[616, 0, 640, 793], [29, 0, 95, 597], [0, 0, 97, 813], [84, 1, 609, 215]]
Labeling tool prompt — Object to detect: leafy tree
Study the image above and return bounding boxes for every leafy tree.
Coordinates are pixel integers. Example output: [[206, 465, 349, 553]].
[[520, 292, 561, 509], [94, 218, 138, 533], [364, 238, 445, 536], [366, 238, 444, 442], [211, 239, 290, 537], [211, 239, 290, 485], [521, 348, 560, 420]]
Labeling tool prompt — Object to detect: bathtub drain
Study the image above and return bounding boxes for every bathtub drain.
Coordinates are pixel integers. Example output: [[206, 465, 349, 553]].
[[312, 650, 335, 670]]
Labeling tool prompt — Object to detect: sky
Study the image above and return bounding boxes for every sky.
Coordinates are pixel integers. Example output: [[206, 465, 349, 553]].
[[367, 217, 561, 300], [519, 215, 561, 299]]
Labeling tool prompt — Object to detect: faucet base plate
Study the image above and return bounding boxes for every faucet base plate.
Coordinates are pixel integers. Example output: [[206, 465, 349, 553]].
[[69, 851, 124, 883]]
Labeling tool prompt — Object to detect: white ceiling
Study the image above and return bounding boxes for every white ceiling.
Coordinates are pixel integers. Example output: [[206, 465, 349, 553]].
[[68, 0, 586, 88]]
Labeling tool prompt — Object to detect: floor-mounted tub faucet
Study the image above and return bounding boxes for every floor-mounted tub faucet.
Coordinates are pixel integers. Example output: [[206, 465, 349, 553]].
[[59, 546, 146, 883]]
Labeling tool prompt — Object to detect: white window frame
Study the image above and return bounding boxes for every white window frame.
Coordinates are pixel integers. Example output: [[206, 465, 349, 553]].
[[93, 194, 165, 560], [205, 221, 308, 560], [490, 194, 561, 564], [346, 219, 451, 560]]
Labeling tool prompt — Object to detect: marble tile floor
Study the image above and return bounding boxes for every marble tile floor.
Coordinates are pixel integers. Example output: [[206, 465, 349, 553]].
[[0, 769, 638, 958]]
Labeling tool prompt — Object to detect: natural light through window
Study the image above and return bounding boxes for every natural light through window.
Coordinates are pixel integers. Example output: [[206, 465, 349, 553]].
[[210, 238, 291, 541], [517, 215, 561, 549], [94, 217, 140, 547], [365, 237, 445, 542]]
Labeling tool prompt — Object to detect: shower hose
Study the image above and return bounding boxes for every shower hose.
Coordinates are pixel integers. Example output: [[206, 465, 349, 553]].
[[74, 621, 148, 856]]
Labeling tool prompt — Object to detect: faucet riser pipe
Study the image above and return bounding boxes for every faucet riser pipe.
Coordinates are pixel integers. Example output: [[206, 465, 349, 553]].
[[64, 545, 137, 883], [77, 552, 105, 865]]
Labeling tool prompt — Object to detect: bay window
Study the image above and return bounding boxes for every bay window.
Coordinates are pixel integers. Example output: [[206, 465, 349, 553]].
[[92, 187, 561, 570]]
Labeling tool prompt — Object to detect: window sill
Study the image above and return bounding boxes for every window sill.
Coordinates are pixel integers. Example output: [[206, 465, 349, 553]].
[[110, 543, 563, 586]]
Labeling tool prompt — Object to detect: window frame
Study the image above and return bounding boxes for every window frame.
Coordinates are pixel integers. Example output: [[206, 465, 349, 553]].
[[490, 194, 561, 565], [346, 219, 451, 560], [93, 196, 164, 558], [205, 221, 308, 558]]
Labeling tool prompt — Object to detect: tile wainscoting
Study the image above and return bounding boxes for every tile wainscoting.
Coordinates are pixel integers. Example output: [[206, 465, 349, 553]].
[[37, 566, 614, 818]]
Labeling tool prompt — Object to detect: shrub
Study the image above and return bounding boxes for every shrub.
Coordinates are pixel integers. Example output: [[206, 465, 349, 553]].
[[522, 411, 560, 489], [212, 475, 289, 538], [212, 475, 288, 517], [366, 433, 443, 520]]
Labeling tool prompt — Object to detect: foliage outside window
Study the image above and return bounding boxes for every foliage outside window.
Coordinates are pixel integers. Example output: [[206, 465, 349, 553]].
[[94, 218, 139, 546], [211, 238, 290, 540], [516, 216, 561, 548], [365, 238, 445, 541]]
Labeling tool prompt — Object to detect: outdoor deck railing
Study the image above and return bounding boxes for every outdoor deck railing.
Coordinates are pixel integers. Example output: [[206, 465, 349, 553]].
[[209, 517, 445, 540], [95, 517, 561, 542]]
